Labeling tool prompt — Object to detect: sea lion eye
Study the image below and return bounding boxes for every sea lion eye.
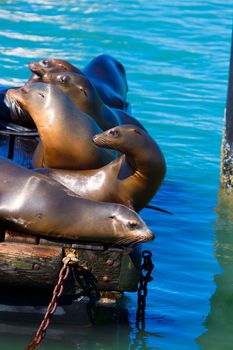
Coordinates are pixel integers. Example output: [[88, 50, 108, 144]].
[[108, 129, 119, 137], [134, 129, 141, 135], [42, 60, 49, 67], [59, 75, 67, 84], [59, 64, 68, 71], [38, 92, 45, 98], [127, 220, 138, 229], [109, 215, 115, 219], [79, 87, 88, 96]]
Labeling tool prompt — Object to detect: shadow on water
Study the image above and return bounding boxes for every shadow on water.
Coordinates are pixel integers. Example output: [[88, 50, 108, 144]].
[[0, 295, 162, 350], [198, 190, 233, 350]]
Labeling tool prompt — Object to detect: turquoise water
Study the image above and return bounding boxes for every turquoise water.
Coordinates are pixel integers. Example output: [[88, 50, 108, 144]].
[[0, 1, 232, 349]]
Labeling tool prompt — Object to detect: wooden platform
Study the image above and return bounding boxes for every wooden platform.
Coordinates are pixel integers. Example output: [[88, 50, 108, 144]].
[[0, 228, 141, 306]]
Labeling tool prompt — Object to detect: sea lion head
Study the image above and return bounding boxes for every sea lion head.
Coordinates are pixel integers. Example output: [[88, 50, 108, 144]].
[[6, 83, 49, 114], [28, 58, 82, 80], [42, 72, 99, 107], [93, 124, 148, 153], [91, 203, 154, 244], [6, 83, 67, 128]]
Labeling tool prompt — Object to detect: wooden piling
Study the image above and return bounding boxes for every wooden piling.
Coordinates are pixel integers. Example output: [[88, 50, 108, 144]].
[[221, 31, 233, 190]]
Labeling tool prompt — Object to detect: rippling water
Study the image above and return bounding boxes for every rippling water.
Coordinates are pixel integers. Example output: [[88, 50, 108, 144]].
[[0, 1, 232, 349]]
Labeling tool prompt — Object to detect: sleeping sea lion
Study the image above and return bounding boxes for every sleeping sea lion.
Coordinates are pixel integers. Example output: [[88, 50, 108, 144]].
[[0, 156, 154, 244], [28, 54, 128, 109], [6, 83, 118, 170], [41, 72, 145, 131], [36, 125, 166, 212]]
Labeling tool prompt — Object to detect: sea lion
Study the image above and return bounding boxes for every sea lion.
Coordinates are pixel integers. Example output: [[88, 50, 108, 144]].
[[36, 125, 166, 212], [28, 58, 82, 84], [83, 54, 128, 109], [0, 156, 154, 244], [28, 54, 128, 109], [6, 83, 118, 170], [41, 72, 145, 131]]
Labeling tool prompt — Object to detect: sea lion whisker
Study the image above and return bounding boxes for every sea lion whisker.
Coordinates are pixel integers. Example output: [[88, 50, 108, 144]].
[[137, 236, 148, 243], [108, 238, 128, 248], [5, 95, 23, 121], [111, 236, 137, 247]]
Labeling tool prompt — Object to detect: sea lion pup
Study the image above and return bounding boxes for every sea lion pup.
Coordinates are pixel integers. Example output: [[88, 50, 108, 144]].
[[0, 157, 154, 244], [36, 125, 166, 212], [41, 72, 145, 131], [28, 54, 128, 109], [6, 83, 118, 170]]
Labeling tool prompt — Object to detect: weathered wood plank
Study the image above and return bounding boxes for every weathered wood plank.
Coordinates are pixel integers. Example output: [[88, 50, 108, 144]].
[[0, 242, 62, 288], [69, 245, 141, 292], [0, 228, 141, 293], [5, 230, 38, 244], [75, 249, 122, 291]]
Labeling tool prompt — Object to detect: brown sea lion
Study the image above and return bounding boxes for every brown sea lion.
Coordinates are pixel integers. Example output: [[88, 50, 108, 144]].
[[6, 83, 118, 170], [0, 156, 154, 244], [41, 72, 145, 131], [28, 54, 128, 109], [36, 125, 166, 212], [28, 58, 82, 84]]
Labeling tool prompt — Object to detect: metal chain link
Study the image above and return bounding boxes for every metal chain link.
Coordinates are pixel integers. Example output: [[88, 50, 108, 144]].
[[136, 250, 154, 325], [25, 251, 79, 350], [25, 248, 153, 349]]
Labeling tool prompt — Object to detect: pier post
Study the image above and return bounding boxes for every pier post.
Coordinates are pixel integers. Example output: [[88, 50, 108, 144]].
[[221, 31, 233, 191]]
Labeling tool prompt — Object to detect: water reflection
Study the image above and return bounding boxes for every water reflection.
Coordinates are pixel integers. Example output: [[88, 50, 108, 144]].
[[198, 190, 233, 350], [0, 298, 131, 350], [0, 295, 163, 350]]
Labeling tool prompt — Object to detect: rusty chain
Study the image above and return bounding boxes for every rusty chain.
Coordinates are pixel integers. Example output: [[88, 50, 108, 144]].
[[25, 250, 79, 350], [136, 250, 154, 325], [25, 248, 153, 349]]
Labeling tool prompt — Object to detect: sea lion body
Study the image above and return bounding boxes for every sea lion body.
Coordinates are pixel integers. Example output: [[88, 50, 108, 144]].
[[42, 72, 145, 132], [28, 55, 128, 109], [6, 83, 117, 170], [36, 125, 166, 212], [0, 156, 154, 244], [83, 54, 128, 109]]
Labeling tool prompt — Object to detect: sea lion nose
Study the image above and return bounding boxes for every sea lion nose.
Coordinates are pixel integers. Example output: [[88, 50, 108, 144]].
[[92, 134, 102, 144], [92, 135, 98, 143], [28, 62, 35, 69], [146, 229, 155, 241]]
